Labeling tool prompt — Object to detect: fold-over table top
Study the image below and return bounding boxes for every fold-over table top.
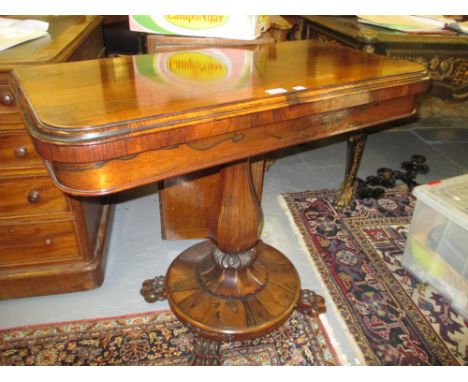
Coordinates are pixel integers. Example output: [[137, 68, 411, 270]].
[[13, 40, 426, 130], [12, 39, 429, 167], [11, 39, 430, 195]]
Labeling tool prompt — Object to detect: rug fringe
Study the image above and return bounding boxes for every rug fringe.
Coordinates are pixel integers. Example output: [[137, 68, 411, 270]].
[[277, 193, 366, 366]]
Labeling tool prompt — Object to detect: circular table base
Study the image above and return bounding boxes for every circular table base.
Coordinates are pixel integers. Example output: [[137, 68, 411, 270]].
[[166, 240, 301, 341]]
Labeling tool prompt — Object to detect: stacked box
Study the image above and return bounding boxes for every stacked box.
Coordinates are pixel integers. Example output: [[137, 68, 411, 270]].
[[403, 174, 468, 317], [129, 15, 270, 40]]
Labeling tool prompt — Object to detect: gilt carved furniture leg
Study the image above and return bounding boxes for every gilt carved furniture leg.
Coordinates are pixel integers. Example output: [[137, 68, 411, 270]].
[[333, 131, 367, 207], [161, 158, 308, 365]]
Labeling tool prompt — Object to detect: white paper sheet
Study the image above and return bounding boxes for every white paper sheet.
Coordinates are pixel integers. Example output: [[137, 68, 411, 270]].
[[0, 17, 49, 52], [357, 15, 448, 33]]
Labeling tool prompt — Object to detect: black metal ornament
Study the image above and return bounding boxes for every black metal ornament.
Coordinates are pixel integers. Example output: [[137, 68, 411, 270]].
[[357, 155, 429, 200]]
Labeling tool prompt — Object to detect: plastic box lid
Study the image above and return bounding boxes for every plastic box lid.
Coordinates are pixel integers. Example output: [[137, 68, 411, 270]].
[[413, 174, 468, 231]]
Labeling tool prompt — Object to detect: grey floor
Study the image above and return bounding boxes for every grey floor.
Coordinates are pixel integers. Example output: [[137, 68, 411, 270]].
[[0, 115, 467, 365]]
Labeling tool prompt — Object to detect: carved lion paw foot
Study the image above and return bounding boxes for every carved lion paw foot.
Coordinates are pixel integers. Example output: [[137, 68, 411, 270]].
[[188, 336, 221, 366], [140, 275, 167, 303], [296, 289, 326, 317]]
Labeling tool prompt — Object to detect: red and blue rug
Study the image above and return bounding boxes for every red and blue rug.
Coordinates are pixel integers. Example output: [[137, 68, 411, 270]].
[[283, 187, 467, 365], [0, 310, 339, 366]]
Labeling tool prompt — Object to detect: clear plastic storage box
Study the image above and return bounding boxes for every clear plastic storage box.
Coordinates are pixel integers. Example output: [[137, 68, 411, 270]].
[[403, 174, 468, 318]]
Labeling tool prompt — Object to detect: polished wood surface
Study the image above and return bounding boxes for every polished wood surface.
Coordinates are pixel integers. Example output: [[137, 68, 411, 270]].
[[29, 94, 422, 196], [0, 15, 109, 300], [0, 204, 111, 300], [0, 175, 70, 217], [302, 16, 468, 100], [160, 159, 265, 240], [148, 30, 290, 241], [167, 159, 300, 340], [14, 41, 427, 148], [147, 33, 276, 51], [0, 219, 80, 266], [14, 39, 429, 362], [168, 240, 300, 340], [13, 40, 429, 195], [0, 133, 43, 173], [0, 16, 103, 71]]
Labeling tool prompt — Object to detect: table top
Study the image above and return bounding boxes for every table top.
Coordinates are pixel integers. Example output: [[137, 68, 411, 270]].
[[0, 16, 102, 72], [303, 16, 468, 46], [13, 40, 427, 160], [12, 39, 430, 195]]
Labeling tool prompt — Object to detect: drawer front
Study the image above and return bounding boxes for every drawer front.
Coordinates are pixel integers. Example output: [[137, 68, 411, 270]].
[[0, 176, 70, 218], [0, 132, 44, 170], [0, 83, 23, 132], [0, 84, 17, 113], [0, 219, 81, 266]]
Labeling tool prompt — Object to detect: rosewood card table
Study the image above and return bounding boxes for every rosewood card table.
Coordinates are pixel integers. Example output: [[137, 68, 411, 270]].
[[11, 40, 429, 364]]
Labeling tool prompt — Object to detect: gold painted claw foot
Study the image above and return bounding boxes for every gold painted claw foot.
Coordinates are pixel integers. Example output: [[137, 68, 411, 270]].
[[333, 183, 354, 208], [188, 335, 221, 366], [296, 289, 326, 318], [140, 275, 167, 303]]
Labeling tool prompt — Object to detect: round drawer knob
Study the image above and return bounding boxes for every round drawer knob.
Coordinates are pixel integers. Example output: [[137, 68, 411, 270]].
[[44, 238, 53, 246], [27, 191, 41, 204], [15, 145, 28, 158], [1, 92, 14, 106]]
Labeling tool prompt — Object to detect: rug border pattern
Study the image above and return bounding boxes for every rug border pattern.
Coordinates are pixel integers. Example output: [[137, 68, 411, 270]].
[[282, 189, 462, 365], [0, 309, 340, 366], [348, 217, 458, 364], [283, 191, 380, 365]]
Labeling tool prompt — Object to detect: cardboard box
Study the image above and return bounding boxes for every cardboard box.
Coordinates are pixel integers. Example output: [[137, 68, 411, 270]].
[[129, 15, 270, 40]]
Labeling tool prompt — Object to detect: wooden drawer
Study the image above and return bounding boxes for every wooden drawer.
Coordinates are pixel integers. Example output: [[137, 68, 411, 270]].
[[0, 132, 44, 170], [0, 176, 70, 218], [0, 219, 81, 267], [0, 16, 108, 299], [0, 83, 17, 113], [0, 83, 23, 132]]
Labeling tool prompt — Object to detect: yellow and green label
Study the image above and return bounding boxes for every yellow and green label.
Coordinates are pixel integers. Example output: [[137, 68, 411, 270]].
[[163, 15, 228, 30], [165, 51, 228, 81]]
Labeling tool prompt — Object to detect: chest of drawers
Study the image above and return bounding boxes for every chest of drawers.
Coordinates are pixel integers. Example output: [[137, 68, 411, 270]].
[[0, 16, 111, 299]]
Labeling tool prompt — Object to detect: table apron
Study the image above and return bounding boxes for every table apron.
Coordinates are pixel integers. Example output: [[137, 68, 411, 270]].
[[45, 95, 417, 196]]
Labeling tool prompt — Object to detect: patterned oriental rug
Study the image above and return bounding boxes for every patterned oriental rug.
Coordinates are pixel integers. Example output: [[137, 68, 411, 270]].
[[0, 310, 339, 366], [282, 187, 468, 366]]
